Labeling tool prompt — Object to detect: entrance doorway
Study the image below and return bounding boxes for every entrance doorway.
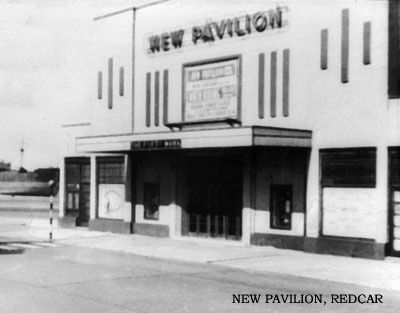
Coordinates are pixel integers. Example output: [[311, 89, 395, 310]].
[[184, 153, 243, 240], [65, 158, 91, 227]]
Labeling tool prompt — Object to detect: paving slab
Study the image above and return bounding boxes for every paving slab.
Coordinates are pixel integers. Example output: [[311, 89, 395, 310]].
[[1, 224, 400, 292]]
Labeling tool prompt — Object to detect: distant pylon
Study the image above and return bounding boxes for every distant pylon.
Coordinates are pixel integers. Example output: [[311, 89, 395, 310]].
[[20, 137, 24, 169]]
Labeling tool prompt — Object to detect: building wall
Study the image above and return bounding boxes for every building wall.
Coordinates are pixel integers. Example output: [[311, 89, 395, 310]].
[[132, 0, 387, 134], [60, 0, 397, 257], [90, 11, 133, 136], [131, 1, 390, 246]]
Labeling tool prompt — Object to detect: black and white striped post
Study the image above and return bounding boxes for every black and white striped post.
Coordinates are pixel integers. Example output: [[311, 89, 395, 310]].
[[48, 180, 55, 241]]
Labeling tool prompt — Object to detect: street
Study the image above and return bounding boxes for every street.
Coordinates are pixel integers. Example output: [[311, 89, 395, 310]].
[[0, 209, 400, 313]]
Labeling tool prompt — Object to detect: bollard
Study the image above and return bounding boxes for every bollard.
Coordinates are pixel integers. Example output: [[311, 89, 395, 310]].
[[48, 180, 55, 241]]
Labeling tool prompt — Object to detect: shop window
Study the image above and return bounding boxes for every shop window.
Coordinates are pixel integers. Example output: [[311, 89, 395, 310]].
[[144, 183, 159, 220], [320, 148, 376, 187], [270, 185, 292, 230], [97, 157, 125, 184]]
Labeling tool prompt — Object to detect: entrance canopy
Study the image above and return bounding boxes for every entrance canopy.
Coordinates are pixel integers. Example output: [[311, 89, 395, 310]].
[[76, 126, 312, 153]]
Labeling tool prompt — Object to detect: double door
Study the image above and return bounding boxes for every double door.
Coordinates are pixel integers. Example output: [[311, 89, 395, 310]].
[[65, 159, 91, 226], [184, 154, 243, 239]]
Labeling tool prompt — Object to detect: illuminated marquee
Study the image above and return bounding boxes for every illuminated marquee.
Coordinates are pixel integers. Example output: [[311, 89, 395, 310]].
[[148, 6, 288, 54]]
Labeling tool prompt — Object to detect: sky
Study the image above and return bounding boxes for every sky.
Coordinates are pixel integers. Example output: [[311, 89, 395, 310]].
[[0, 0, 142, 170]]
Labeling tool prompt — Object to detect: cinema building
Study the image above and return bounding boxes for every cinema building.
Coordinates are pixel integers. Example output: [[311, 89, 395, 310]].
[[59, 0, 400, 259]]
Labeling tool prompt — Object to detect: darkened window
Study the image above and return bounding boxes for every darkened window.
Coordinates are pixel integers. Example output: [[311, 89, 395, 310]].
[[389, 0, 400, 98], [389, 147, 400, 186], [97, 157, 125, 184], [65, 160, 90, 183], [66, 163, 80, 183], [144, 183, 159, 220], [270, 185, 292, 230], [320, 148, 376, 187]]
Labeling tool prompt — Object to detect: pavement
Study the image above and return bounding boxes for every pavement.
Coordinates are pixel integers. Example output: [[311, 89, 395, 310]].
[[1, 221, 400, 293]]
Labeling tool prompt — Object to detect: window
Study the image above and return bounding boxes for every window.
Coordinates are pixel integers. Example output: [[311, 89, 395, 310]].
[[389, 0, 400, 98], [270, 185, 292, 230], [320, 148, 376, 187], [144, 183, 159, 220], [97, 157, 124, 184]]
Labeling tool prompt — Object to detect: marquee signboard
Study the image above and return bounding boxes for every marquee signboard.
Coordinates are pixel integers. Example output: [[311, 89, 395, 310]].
[[131, 139, 181, 150], [183, 57, 241, 123]]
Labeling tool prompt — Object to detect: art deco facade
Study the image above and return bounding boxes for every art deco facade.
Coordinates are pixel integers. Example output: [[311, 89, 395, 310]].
[[59, 0, 400, 259]]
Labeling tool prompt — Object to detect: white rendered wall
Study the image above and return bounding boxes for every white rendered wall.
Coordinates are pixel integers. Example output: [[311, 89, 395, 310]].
[[89, 11, 133, 136], [64, 0, 393, 243]]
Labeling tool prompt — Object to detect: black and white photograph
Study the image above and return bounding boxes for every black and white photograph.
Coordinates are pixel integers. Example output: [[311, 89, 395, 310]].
[[1, 0, 400, 312]]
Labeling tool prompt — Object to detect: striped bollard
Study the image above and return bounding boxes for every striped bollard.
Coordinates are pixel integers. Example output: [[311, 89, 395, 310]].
[[48, 180, 55, 241]]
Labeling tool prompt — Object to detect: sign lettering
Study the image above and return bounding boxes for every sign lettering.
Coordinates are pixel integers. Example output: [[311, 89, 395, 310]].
[[131, 139, 182, 150], [148, 7, 288, 54]]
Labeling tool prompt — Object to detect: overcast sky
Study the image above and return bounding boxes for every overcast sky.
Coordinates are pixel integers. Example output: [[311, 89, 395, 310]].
[[0, 0, 140, 170]]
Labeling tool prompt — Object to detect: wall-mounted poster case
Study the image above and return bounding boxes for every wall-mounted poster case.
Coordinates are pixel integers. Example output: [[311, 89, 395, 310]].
[[182, 56, 241, 124]]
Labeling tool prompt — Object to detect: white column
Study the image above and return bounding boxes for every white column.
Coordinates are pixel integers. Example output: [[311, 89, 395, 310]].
[[306, 147, 320, 238], [242, 151, 255, 245], [375, 145, 388, 243], [58, 158, 65, 218], [90, 155, 97, 220]]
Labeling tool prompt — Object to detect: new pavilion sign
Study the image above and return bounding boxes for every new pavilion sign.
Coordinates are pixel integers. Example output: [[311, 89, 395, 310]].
[[147, 6, 289, 54]]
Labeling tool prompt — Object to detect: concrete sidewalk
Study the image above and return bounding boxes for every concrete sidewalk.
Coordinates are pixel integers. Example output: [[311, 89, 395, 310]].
[[3, 225, 400, 292]]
